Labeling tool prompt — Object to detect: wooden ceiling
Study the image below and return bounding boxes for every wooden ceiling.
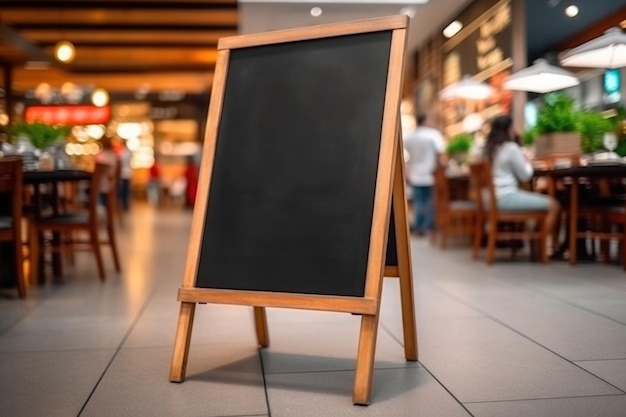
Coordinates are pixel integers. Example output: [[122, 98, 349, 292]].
[[0, 0, 238, 95]]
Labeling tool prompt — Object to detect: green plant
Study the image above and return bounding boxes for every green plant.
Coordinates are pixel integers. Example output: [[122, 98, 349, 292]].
[[535, 92, 578, 134], [446, 133, 473, 155], [7, 121, 70, 149], [521, 128, 538, 146], [576, 110, 614, 153]]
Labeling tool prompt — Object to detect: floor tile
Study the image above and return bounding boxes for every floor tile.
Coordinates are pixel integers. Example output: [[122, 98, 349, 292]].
[[466, 395, 626, 417], [266, 367, 471, 417], [81, 345, 267, 417], [0, 349, 115, 417], [417, 317, 621, 402], [0, 314, 135, 352], [576, 359, 626, 391]]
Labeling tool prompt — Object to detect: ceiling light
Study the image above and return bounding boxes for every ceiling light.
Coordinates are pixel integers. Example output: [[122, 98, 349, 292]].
[[560, 27, 626, 69], [310, 7, 322, 17], [443, 20, 463, 38], [439, 75, 494, 100], [54, 41, 76, 63], [503, 59, 579, 93], [91, 88, 109, 107], [565, 5, 579, 17]]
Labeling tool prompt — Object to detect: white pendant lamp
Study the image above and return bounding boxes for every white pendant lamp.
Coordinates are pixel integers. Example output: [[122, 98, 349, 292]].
[[560, 27, 626, 69], [503, 59, 579, 93], [438, 75, 495, 100]]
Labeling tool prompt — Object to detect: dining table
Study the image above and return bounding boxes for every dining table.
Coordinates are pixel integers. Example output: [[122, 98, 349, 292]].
[[22, 168, 92, 280], [534, 162, 626, 265]]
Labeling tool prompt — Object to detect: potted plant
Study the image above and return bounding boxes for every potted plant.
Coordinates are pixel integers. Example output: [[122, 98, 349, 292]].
[[521, 127, 538, 147], [446, 133, 473, 164], [533, 92, 581, 156], [7, 121, 70, 150], [576, 110, 614, 153]]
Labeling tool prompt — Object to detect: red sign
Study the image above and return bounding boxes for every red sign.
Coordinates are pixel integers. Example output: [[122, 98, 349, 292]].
[[24, 105, 111, 125]]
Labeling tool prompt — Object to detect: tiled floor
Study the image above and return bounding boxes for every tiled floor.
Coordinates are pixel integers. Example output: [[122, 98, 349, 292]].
[[2, 204, 626, 417]]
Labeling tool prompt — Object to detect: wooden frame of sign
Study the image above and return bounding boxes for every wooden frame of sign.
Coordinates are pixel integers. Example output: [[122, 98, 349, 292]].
[[169, 15, 417, 405]]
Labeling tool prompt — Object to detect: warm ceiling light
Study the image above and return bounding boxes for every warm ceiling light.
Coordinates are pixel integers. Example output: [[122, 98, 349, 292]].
[[310, 7, 322, 17], [91, 88, 109, 107], [443, 20, 463, 38], [54, 41, 76, 63], [503, 59, 579, 93], [560, 27, 626, 69], [439, 75, 494, 100], [565, 5, 579, 17]]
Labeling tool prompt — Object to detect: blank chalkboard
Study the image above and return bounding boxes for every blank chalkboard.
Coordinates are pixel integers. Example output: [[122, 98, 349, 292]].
[[386, 205, 398, 267], [171, 17, 417, 405], [195, 31, 392, 297]]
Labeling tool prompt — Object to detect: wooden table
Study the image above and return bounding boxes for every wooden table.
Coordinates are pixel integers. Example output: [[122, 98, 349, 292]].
[[535, 164, 626, 265]]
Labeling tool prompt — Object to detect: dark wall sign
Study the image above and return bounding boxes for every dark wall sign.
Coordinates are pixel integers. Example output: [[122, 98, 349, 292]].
[[443, 1, 513, 82]]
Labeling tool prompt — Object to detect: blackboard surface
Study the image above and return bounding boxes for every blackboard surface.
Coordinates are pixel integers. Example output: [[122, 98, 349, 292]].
[[196, 31, 392, 297], [385, 205, 397, 267]]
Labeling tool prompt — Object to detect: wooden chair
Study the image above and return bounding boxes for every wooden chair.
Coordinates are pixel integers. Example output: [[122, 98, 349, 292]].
[[432, 166, 477, 248], [30, 162, 121, 281], [603, 197, 626, 269], [567, 178, 626, 267], [470, 161, 549, 264], [0, 157, 27, 297]]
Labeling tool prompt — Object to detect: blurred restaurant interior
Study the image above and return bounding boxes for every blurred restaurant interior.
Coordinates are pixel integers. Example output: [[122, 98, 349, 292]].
[[3, 1, 626, 416], [0, 1, 624, 206], [1, 0, 625, 202]]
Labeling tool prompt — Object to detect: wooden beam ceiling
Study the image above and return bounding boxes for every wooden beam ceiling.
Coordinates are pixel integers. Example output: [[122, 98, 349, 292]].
[[0, 0, 238, 94]]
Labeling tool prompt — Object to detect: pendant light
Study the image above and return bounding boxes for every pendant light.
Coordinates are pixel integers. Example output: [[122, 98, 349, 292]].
[[560, 27, 626, 69], [503, 59, 579, 93], [438, 75, 494, 100]]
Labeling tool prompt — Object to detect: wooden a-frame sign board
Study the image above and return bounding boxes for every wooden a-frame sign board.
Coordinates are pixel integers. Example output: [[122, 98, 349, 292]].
[[169, 15, 417, 405]]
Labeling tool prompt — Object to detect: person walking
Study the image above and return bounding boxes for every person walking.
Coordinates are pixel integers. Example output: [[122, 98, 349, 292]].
[[403, 112, 445, 236]]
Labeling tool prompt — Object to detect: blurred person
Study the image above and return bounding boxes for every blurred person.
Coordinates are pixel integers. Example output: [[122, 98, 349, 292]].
[[183, 155, 199, 209], [403, 112, 445, 236], [483, 115, 559, 233], [117, 139, 132, 212], [95, 135, 119, 206], [147, 158, 161, 206]]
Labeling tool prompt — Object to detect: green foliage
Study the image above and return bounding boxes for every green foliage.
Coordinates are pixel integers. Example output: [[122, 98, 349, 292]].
[[521, 128, 538, 146], [446, 133, 473, 155], [535, 92, 578, 134], [576, 110, 614, 153], [7, 121, 70, 149]]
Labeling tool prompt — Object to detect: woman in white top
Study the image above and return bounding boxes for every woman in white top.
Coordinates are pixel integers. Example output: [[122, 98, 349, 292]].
[[484, 115, 559, 233]]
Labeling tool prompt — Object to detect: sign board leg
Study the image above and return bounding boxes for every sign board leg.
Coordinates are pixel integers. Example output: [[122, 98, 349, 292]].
[[253, 306, 270, 347], [169, 302, 196, 382], [353, 314, 379, 405], [392, 134, 418, 361]]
